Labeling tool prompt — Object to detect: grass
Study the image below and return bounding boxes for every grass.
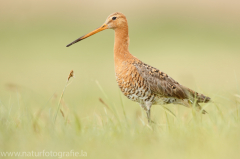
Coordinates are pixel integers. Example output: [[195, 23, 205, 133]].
[[1, 79, 240, 158]]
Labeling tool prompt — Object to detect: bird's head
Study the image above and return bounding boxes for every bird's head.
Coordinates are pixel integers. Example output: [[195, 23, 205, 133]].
[[105, 12, 127, 29], [66, 12, 127, 47]]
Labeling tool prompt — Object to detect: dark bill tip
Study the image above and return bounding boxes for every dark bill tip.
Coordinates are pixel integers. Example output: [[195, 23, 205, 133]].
[[66, 44, 72, 47], [66, 36, 84, 47]]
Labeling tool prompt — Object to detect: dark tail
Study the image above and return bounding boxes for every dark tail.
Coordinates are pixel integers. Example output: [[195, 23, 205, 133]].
[[190, 89, 210, 114], [180, 85, 211, 114], [196, 93, 211, 103], [183, 86, 211, 103]]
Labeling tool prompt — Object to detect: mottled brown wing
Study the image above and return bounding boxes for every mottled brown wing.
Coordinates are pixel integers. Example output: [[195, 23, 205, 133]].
[[133, 61, 211, 103], [133, 62, 188, 100]]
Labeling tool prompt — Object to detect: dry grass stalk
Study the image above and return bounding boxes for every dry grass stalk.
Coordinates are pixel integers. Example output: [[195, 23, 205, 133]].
[[68, 70, 74, 81], [54, 70, 74, 124], [99, 98, 111, 110], [60, 109, 65, 118], [60, 108, 70, 124]]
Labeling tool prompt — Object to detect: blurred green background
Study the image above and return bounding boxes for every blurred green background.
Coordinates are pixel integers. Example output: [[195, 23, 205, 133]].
[[1, 0, 240, 159], [1, 0, 240, 112]]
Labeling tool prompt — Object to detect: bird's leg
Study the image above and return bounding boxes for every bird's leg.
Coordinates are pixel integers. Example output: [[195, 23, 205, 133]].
[[145, 102, 152, 124], [139, 102, 147, 111], [146, 109, 151, 123]]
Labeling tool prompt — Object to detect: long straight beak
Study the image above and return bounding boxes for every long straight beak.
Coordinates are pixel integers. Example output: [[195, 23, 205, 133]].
[[66, 24, 108, 47]]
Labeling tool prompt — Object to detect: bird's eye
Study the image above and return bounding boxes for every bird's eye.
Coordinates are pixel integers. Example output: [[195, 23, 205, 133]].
[[112, 17, 117, 20]]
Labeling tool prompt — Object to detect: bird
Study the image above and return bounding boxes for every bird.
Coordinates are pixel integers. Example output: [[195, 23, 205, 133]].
[[66, 12, 211, 123]]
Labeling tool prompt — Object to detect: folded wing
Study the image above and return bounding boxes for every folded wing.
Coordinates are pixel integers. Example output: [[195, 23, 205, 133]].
[[133, 61, 210, 103]]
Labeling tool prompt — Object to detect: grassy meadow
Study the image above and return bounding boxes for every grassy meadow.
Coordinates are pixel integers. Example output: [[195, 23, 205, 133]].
[[1, 0, 240, 158]]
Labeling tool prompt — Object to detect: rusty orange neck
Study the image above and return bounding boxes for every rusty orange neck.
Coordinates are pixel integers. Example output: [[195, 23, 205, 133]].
[[114, 25, 134, 72]]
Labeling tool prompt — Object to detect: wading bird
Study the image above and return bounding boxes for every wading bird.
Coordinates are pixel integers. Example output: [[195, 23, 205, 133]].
[[67, 12, 210, 123]]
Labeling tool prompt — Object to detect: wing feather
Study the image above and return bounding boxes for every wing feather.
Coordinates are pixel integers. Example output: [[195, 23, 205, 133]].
[[134, 61, 187, 99], [133, 61, 210, 103]]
